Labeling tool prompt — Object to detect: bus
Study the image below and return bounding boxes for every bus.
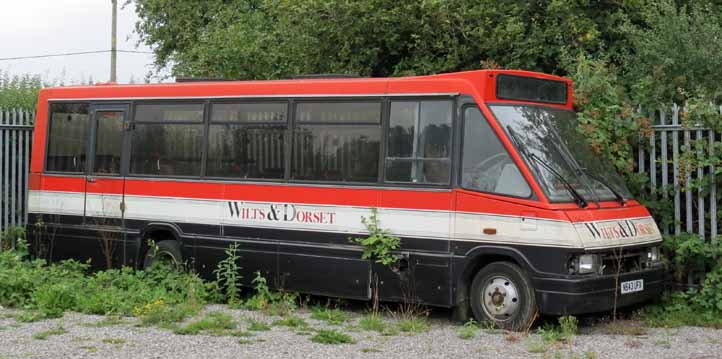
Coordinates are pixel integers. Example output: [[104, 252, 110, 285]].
[[27, 70, 665, 330]]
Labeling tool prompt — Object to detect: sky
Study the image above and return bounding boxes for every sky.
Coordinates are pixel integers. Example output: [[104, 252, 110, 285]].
[[0, 0, 160, 84]]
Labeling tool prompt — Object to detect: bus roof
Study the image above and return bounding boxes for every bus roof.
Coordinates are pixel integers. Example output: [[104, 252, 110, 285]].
[[38, 69, 572, 109]]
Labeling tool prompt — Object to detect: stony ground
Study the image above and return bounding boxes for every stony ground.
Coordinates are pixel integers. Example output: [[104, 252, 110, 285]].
[[0, 305, 720, 359]]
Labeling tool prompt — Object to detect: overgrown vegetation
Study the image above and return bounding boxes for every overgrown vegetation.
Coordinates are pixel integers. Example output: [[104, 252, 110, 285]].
[[638, 235, 722, 327], [0, 233, 208, 325]]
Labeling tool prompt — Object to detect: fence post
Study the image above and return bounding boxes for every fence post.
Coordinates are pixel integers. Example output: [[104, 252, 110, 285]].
[[0, 108, 35, 240]]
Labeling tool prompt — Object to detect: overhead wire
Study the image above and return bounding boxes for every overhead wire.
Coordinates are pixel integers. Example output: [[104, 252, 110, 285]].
[[0, 50, 153, 61]]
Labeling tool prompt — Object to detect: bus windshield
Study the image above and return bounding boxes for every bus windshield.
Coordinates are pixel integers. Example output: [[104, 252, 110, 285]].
[[489, 105, 631, 204]]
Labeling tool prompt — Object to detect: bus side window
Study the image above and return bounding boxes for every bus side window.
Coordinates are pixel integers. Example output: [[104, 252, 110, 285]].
[[207, 102, 287, 179], [129, 103, 204, 177], [461, 107, 531, 197], [291, 102, 382, 183], [385, 100, 452, 185], [46, 103, 90, 173]]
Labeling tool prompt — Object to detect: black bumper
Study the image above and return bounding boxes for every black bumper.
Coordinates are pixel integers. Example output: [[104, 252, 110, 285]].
[[533, 266, 667, 315]]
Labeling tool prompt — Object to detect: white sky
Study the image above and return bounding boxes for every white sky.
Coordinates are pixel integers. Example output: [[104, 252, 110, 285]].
[[0, 0, 161, 84]]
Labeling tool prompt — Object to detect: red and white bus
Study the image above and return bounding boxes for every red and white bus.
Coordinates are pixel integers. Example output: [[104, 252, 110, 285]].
[[27, 70, 665, 329]]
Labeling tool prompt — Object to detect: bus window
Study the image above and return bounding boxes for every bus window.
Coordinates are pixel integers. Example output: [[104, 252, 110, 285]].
[[385, 100, 452, 185], [207, 102, 287, 179], [461, 107, 530, 197], [130, 103, 204, 177], [93, 111, 124, 175], [46, 103, 90, 173], [292, 102, 381, 182]]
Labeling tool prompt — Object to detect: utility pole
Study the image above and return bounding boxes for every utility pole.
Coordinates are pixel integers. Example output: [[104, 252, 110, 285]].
[[110, 0, 118, 82]]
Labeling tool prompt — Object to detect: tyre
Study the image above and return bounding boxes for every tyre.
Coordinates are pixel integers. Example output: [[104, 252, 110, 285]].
[[470, 261, 537, 331], [143, 240, 183, 270]]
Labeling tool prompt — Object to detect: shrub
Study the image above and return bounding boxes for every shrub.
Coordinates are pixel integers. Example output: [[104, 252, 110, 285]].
[[34, 283, 77, 318]]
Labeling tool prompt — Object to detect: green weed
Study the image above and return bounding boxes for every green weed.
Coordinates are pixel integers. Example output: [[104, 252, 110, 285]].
[[310, 329, 355, 344], [247, 319, 271, 331], [174, 311, 237, 335], [273, 315, 308, 328], [358, 313, 385, 332], [213, 243, 242, 305], [230, 330, 254, 337], [311, 306, 350, 325], [79, 346, 97, 352], [457, 319, 480, 340], [102, 338, 126, 345], [397, 317, 430, 334], [32, 325, 66, 340], [83, 315, 127, 327]]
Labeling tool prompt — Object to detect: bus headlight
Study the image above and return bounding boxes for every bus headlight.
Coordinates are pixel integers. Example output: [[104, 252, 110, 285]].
[[646, 246, 661, 265], [572, 254, 600, 274]]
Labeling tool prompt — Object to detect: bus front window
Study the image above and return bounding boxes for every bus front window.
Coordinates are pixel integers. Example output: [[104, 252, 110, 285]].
[[489, 105, 631, 204], [461, 107, 531, 198]]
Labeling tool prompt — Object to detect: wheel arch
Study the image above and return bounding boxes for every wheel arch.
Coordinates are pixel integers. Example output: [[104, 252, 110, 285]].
[[137, 222, 185, 264], [455, 245, 537, 310]]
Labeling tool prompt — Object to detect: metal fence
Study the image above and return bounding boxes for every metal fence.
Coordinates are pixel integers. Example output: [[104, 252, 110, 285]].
[[636, 104, 722, 242], [0, 108, 34, 235]]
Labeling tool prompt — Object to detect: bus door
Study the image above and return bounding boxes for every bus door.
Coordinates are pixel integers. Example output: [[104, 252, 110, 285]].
[[84, 104, 130, 267]]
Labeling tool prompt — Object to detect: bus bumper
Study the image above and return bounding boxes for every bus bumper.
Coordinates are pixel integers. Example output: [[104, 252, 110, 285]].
[[533, 266, 667, 315]]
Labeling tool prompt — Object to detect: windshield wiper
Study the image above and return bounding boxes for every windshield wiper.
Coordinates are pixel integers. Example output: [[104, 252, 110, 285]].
[[578, 170, 626, 206], [506, 126, 588, 208]]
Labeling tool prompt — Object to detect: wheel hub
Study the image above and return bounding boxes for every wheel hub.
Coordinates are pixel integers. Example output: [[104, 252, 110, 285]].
[[481, 276, 520, 320]]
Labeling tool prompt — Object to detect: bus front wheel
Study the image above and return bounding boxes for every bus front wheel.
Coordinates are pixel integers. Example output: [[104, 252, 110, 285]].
[[470, 261, 537, 331], [143, 240, 183, 270]]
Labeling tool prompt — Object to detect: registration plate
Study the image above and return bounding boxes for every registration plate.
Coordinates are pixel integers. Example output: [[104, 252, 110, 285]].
[[621, 279, 644, 294]]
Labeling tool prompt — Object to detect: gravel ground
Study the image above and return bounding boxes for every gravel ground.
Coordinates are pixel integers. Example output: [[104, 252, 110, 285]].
[[0, 305, 720, 359]]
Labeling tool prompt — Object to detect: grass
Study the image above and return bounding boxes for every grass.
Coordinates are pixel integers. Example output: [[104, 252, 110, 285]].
[[102, 338, 126, 345], [137, 301, 202, 327], [358, 313, 397, 335], [526, 339, 550, 353], [596, 320, 648, 336], [15, 311, 45, 323], [32, 325, 66, 340], [238, 338, 254, 345], [79, 346, 97, 352], [230, 330, 254, 337], [310, 329, 355, 344], [397, 317, 430, 334], [272, 315, 308, 328], [247, 319, 271, 331], [457, 319, 480, 340], [83, 315, 127, 327], [174, 311, 237, 336], [311, 306, 350, 325], [361, 348, 382, 353]]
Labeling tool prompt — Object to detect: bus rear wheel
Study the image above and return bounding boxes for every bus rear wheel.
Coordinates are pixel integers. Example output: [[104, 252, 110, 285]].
[[143, 240, 183, 270], [470, 261, 537, 331]]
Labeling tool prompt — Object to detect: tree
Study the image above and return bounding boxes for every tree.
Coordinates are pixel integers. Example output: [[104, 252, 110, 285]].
[[0, 71, 43, 109], [132, 0, 644, 80]]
